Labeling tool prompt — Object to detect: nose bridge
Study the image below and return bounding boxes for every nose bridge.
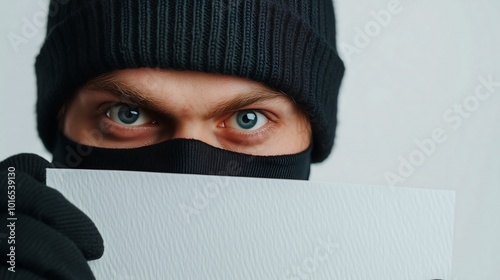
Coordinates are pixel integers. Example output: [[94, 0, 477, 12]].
[[171, 122, 214, 145]]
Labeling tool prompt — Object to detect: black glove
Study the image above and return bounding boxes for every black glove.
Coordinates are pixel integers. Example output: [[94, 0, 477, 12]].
[[0, 154, 104, 280]]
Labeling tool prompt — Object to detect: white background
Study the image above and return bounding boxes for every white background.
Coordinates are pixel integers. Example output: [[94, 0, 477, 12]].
[[1, 0, 499, 279]]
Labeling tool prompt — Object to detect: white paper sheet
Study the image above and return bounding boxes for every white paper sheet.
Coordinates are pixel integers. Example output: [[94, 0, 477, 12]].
[[47, 169, 455, 280]]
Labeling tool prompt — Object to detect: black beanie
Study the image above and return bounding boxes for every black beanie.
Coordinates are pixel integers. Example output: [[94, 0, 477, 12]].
[[35, 0, 344, 162]]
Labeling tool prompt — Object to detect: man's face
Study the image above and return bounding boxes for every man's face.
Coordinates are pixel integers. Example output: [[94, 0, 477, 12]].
[[61, 68, 311, 156]]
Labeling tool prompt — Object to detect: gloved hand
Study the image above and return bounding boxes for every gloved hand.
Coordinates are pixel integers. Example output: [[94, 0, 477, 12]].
[[0, 154, 104, 279]]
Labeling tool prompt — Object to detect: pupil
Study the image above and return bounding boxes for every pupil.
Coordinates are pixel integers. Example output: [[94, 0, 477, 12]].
[[118, 105, 139, 124], [237, 111, 257, 129]]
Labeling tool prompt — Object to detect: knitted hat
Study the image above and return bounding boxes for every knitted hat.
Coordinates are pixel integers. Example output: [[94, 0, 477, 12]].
[[35, 0, 344, 162]]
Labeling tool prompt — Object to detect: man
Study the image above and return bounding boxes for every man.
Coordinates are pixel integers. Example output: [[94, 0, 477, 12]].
[[0, 0, 344, 278]]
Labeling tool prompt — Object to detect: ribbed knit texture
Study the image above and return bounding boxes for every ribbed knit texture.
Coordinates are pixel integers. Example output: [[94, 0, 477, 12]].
[[36, 0, 345, 162]]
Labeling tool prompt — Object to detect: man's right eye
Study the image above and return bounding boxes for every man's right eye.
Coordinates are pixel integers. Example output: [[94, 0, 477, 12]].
[[226, 110, 268, 131], [105, 103, 154, 126]]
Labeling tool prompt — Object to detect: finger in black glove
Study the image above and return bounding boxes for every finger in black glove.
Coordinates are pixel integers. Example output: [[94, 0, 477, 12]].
[[0, 153, 104, 280]]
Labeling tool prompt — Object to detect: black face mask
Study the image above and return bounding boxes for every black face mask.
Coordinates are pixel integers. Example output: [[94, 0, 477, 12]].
[[52, 132, 312, 180]]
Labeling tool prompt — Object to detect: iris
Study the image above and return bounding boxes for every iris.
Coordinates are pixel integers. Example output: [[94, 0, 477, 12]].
[[117, 104, 140, 124], [236, 110, 258, 129]]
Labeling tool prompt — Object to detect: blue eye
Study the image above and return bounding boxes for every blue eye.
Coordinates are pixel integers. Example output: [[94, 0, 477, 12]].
[[228, 110, 268, 131], [106, 103, 152, 126]]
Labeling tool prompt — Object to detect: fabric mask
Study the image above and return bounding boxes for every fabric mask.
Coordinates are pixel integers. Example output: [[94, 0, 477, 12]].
[[52, 132, 312, 180]]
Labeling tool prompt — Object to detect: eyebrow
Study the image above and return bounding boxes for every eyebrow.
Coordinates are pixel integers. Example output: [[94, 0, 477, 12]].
[[207, 90, 285, 117], [85, 75, 286, 118]]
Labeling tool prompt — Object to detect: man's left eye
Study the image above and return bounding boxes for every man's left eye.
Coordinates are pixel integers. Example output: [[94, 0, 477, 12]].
[[226, 110, 268, 131], [106, 103, 153, 126]]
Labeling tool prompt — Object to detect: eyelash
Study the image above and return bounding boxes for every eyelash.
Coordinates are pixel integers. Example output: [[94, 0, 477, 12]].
[[96, 102, 157, 136], [218, 110, 277, 144], [96, 102, 277, 144]]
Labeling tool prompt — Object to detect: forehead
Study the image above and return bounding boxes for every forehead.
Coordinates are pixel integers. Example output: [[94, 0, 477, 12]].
[[77, 68, 294, 119], [97, 68, 278, 97]]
